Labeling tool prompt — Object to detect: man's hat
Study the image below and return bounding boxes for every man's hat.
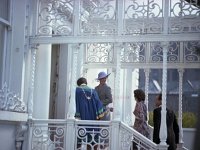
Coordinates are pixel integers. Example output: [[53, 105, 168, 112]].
[[96, 71, 111, 80]]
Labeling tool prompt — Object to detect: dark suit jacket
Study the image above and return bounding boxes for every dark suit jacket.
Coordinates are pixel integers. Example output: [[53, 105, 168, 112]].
[[153, 107, 179, 150]]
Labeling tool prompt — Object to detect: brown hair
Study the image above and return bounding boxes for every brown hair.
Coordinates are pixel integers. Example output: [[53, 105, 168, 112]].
[[134, 89, 145, 102], [157, 93, 162, 101], [77, 77, 87, 86]]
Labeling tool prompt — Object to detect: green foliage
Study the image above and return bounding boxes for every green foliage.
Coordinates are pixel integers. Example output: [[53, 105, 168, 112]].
[[182, 112, 197, 128], [148, 112, 154, 127], [148, 111, 197, 128]]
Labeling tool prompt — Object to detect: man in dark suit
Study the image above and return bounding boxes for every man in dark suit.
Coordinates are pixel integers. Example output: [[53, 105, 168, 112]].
[[153, 94, 179, 150]]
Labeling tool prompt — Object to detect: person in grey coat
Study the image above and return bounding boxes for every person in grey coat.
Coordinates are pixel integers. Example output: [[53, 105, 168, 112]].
[[95, 71, 113, 120]]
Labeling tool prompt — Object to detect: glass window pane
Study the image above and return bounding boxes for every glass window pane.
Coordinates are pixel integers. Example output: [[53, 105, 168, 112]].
[[0, 24, 6, 87], [0, 0, 9, 21]]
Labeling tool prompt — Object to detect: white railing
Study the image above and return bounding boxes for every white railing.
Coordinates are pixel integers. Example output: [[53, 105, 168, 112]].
[[120, 122, 159, 150], [28, 119, 165, 150]]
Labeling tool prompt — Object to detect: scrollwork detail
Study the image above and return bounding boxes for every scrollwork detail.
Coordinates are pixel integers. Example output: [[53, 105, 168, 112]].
[[86, 43, 114, 63], [184, 41, 200, 62], [125, 0, 162, 19], [121, 43, 146, 63], [38, 0, 74, 36], [0, 83, 26, 112]]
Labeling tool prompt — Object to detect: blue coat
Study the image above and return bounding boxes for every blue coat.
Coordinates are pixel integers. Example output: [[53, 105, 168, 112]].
[[75, 85, 105, 120]]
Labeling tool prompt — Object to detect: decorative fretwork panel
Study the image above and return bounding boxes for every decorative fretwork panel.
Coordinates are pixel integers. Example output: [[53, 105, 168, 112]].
[[31, 123, 66, 150], [168, 42, 180, 62], [169, 0, 200, 33], [150, 42, 180, 63], [121, 43, 146, 63], [120, 123, 158, 150], [80, 0, 117, 35], [76, 125, 110, 149], [170, 0, 200, 17], [0, 83, 26, 112], [35, 0, 200, 36], [124, 0, 163, 35], [184, 41, 200, 62], [150, 42, 163, 62], [84, 41, 200, 64], [29, 120, 111, 150], [38, 0, 74, 36], [85, 43, 114, 63]]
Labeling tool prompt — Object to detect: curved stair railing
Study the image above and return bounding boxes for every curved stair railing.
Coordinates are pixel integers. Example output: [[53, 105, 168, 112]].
[[27, 119, 168, 150]]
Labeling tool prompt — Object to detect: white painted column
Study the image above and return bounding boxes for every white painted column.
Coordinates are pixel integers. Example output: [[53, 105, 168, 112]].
[[67, 44, 79, 119], [159, 0, 170, 148], [144, 68, 150, 112], [33, 44, 51, 119], [73, 0, 80, 36], [0, 25, 7, 88], [27, 45, 37, 119], [117, 0, 124, 35], [177, 69, 184, 150], [113, 44, 121, 121], [77, 44, 84, 78], [55, 44, 69, 119], [159, 42, 168, 147], [123, 69, 133, 125], [65, 44, 79, 150]]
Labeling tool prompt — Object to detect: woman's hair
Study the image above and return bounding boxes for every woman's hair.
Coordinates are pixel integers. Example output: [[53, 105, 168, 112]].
[[77, 77, 87, 86], [157, 93, 162, 101], [134, 89, 145, 102]]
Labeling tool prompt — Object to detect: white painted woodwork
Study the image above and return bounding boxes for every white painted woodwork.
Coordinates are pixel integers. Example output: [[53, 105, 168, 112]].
[[0, 0, 199, 149], [9, 0, 26, 95], [33, 45, 51, 119]]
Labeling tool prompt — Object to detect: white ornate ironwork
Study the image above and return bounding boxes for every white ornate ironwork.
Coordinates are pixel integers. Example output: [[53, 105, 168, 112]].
[[35, 0, 200, 36], [28, 1, 200, 150], [178, 69, 184, 148], [120, 122, 159, 150], [159, 42, 168, 146], [170, 0, 200, 17], [121, 43, 146, 63], [38, 0, 74, 36], [150, 41, 180, 63], [0, 83, 26, 112], [28, 46, 37, 119], [31, 122, 66, 149], [80, 0, 117, 35], [124, 0, 163, 35], [85, 43, 114, 63], [76, 124, 110, 149], [144, 69, 150, 112], [168, 42, 180, 62], [169, 0, 200, 33], [113, 43, 122, 120], [184, 41, 200, 62], [81, 41, 200, 67], [150, 42, 163, 62]]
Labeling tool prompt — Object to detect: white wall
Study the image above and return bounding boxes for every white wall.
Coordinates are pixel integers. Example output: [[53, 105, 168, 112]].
[[183, 128, 196, 150], [0, 123, 16, 150]]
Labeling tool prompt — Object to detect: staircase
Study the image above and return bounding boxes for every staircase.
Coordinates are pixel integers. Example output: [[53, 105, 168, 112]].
[[27, 119, 166, 150]]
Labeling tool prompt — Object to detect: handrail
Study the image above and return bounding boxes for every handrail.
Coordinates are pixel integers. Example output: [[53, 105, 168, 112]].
[[0, 17, 11, 26], [28, 119, 168, 150], [120, 122, 158, 149]]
